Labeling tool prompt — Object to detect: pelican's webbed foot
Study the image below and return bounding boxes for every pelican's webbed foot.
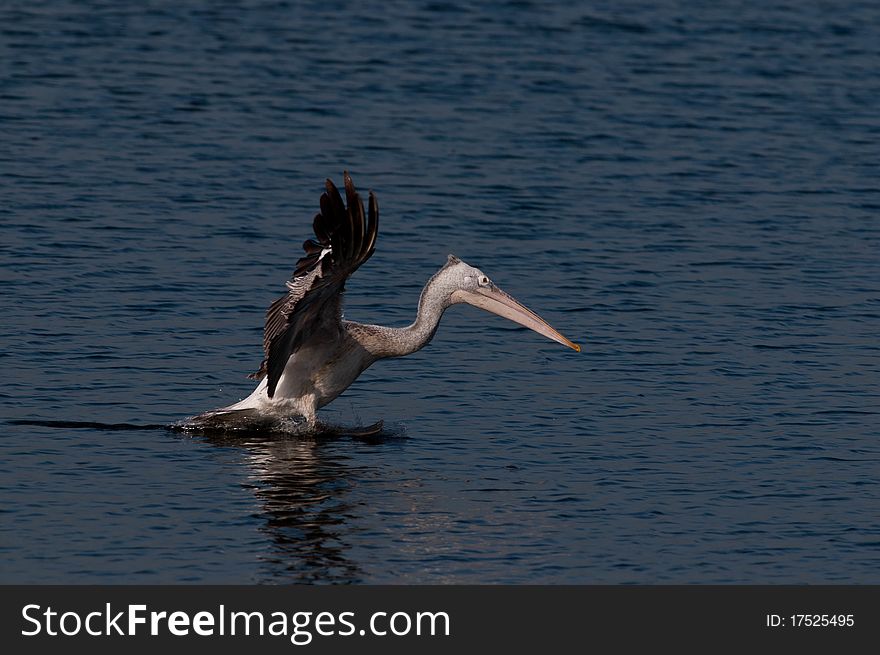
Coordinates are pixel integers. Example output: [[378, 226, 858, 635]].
[[313, 419, 385, 438], [174, 408, 384, 438]]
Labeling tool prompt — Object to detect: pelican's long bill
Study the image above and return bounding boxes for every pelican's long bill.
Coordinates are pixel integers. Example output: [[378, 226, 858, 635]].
[[451, 285, 581, 352]]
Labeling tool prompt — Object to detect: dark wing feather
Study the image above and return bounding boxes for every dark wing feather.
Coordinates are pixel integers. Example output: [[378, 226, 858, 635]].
[[249, 172, 379, 398]]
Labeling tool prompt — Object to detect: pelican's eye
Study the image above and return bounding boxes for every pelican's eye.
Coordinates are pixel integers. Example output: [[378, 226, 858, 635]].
[[478, 275, 490, 287]]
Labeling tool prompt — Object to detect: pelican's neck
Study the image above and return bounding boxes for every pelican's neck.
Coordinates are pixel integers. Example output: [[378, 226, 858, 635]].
[[364, 270, 453, 358], [402, 279, 451, 354]]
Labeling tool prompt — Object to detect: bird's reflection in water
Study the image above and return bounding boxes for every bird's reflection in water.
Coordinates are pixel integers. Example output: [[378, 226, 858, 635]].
[[199, 430, 396, 583]]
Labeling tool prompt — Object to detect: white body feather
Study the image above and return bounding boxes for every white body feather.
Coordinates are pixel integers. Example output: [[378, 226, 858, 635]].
[[223, 329, 375, 423]]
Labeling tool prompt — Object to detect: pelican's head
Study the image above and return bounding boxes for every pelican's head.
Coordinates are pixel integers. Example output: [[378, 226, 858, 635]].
[[439, 254, 581, 352]]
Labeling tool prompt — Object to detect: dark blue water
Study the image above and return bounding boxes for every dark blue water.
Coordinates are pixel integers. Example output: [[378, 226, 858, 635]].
[[2, 1, 878, 583]]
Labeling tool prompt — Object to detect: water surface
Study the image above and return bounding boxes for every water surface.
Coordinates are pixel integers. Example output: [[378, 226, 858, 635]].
[[1, 1, 878, 583]]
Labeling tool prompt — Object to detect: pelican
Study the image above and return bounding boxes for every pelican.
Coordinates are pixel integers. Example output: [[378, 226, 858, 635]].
[[190, 172, 579, 432]]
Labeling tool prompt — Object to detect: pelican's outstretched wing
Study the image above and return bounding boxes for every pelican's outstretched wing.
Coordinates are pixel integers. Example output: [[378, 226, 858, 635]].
[[250, 172, 379, 397]]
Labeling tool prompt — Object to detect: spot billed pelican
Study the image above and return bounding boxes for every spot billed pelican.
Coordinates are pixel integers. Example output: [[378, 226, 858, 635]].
[[189, 172, 579, 432]]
